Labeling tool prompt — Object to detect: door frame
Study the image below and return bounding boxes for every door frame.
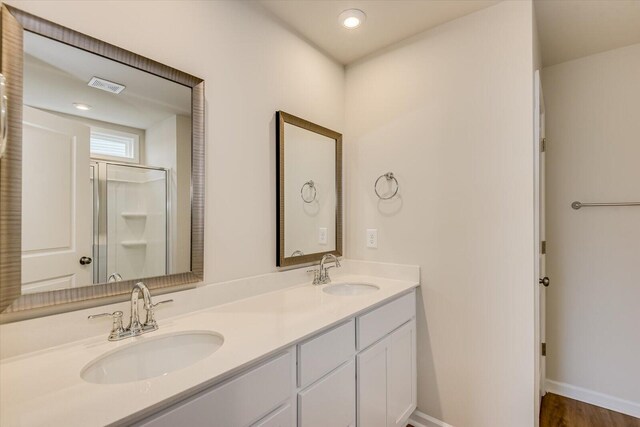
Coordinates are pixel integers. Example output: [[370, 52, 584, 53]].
[[533, 69, 547, 419]]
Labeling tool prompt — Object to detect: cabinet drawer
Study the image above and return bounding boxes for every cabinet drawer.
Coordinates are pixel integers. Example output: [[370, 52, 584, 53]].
[[253, 403, 293, 427], [139, 351, 292, 427], [297, 319, 355, 388], [357, 291, 416, 350], [298, 360, 356, 427]]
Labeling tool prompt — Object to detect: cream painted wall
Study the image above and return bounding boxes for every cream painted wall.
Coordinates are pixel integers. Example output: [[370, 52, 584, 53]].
[[6, 0, 345, 284], [542, 43, 640, 405], [345, 2, 536, 426]]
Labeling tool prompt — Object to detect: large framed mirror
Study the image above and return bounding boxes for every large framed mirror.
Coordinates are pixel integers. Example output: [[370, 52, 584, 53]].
[[276, 111, 342, 267], [0, 5, 204, 320]]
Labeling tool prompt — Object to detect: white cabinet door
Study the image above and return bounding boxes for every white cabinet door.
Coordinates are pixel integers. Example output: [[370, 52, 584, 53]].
[[357, 319, 417, 427], [139, 352, 293, 427], [21, 106, 92, 292], [357, 337, 389, 427], [298, 359, 356, 427], [388, 319, 417, 427]]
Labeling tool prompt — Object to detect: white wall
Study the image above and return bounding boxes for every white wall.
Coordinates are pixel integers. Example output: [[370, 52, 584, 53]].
[[145, 114, 191, 274], [345, 2, 536, 426], [6, 0, 345, 284], [175, 115, 192, 274], [543, 43, 640, 406]]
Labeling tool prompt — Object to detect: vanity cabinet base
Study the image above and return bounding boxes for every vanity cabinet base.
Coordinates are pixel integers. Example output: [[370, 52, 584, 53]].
[[135, 290, 417, 427]]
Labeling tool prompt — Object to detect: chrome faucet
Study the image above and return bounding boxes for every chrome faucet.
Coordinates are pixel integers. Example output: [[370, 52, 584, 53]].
[[128, 282, 152, 334], [88, 281, 173, 341], [308, 254, 341, 285]]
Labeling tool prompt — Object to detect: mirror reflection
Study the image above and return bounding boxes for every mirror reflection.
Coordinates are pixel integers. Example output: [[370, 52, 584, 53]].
[[21, 31, 192, 294], [277, 111, 342, 267], [284, 123, 336, 256]]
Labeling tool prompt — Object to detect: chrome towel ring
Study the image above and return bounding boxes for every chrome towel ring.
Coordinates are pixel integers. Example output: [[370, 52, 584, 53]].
[[301, 180, 317, 203], [291, 250, 305, 257], [375, 172, 399, 200]]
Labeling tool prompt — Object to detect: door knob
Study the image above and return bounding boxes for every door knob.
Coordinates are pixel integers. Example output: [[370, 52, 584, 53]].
[[79, 256, 93, 265], [539, 276, 550, 287]]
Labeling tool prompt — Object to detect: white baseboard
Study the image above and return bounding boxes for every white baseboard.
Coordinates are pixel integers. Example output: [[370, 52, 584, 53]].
[[546, 379, 640, 419], [408, 410, 455, 427]]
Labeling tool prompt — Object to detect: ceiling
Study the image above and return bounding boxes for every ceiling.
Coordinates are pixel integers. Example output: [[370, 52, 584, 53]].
[[535, 0, 640, 67], [258, 0, 499, 64], [260, 0, 640, 68], [24, 31, 191, 130]]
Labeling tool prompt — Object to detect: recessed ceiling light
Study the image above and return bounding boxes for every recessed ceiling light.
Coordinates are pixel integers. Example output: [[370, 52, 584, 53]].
[[73, 103, 92, 111], [339, 9, 366, 29]]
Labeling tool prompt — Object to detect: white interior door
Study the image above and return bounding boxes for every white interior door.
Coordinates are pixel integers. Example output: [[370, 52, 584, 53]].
[[534, 71, 547, 402], [22, 106, 92, 293]]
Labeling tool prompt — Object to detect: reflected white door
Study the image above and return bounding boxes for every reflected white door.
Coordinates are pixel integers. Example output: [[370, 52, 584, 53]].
[[22, 106, 91, 293]]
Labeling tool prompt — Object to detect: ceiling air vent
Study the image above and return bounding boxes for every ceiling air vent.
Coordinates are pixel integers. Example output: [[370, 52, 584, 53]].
[[87, 77, 126, 94]]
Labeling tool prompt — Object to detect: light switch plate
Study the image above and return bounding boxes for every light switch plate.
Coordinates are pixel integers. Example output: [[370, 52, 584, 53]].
[[366, 229, 378, 248], [319, 227, 328, 245]]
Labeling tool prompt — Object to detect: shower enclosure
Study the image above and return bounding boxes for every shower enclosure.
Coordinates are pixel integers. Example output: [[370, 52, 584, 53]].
[[91, 161, 169, 284]]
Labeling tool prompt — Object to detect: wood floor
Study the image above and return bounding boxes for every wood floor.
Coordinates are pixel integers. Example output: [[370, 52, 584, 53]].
[[540, 393, 640, 427]]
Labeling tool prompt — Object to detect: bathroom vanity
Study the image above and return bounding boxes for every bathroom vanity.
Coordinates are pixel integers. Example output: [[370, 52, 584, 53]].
[[0, 270, 418, 427], [140, 291, 416, 427]]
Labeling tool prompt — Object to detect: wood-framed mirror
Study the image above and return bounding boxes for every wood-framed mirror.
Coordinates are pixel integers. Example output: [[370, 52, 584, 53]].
[[276, 111, 342, 267], [0, 5, 204, 321]]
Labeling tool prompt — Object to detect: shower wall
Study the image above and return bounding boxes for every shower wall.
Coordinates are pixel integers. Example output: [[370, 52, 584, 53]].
[[105, 164, 167, 281]]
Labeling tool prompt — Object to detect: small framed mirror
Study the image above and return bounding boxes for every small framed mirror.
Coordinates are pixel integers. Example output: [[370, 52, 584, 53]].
[[276, 111, 342, 267]]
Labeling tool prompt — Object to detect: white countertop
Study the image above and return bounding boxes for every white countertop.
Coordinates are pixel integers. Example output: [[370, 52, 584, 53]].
[[0, 274, 418, 427]]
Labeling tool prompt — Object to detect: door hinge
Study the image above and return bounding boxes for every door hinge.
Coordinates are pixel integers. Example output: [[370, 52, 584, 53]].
[[541, 342, 546, 356], [541, 138, 546, 153], [541, 241, 546, 255]]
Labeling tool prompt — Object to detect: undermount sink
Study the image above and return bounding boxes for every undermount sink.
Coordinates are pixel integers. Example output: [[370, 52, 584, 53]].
[[323, 283, 380, 296], [81, 330, 224, 385]]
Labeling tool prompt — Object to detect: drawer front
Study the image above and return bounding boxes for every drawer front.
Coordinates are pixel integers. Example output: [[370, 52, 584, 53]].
[[253, 403, 293, 427], [357, 291, 416, 350], [298, 360, 356, 427], [297, 319, 355, 388], [139, 351, 292, 427]]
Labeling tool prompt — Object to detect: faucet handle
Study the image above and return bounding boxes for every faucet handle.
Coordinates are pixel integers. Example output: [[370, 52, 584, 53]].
[[144, 299, 173, 327], [88, 310, 123, 321], [150, 299, 174, 309], [307, 269, 321, 285], [88, 311, 124, 338]]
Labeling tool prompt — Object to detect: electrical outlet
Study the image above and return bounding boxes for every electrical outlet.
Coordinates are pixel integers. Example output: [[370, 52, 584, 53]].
[[366, 229, 378, 248], [319, 227, 328, 245]]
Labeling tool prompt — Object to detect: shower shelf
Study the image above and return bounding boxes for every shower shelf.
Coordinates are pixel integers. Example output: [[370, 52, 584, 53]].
[[121, 212, 147, 219], [120, 240, 147, 248]]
